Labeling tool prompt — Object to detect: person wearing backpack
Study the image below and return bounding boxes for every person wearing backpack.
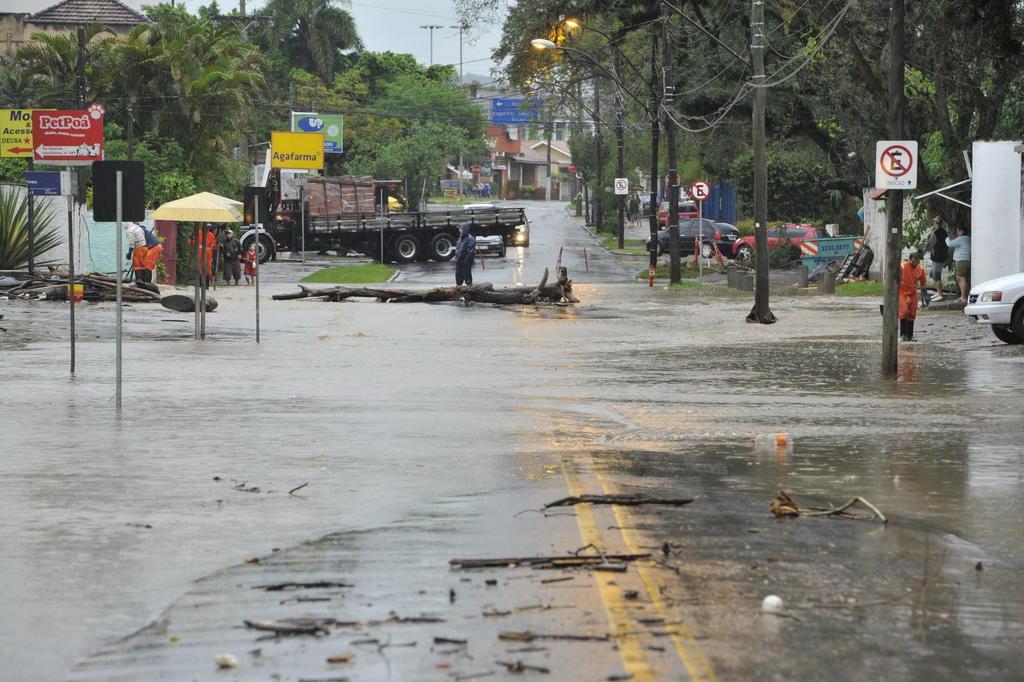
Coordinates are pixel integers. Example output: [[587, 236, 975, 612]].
[[221, 229, 242, 285]]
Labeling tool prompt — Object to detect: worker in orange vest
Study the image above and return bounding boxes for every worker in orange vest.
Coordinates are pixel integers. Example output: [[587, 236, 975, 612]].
[[188, 224, 218, 287], [899, 251, 927, 341]]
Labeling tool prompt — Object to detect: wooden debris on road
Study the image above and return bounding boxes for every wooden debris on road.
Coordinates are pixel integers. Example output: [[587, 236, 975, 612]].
[[496, 660, 551, 674], [450, 553, 650, 570], [498, 631, 610, 643], [0, 272, 161, 303], [543, 494, 694, 509], [273, 267, 579, 305], [770, 490, 887, 523], [255, 580, 353, 592], [244, 619, 329, 636]]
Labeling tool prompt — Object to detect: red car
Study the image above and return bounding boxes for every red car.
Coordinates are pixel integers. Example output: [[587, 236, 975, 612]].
[[657, 200, 699, 226], [732, 224, 829, 260]]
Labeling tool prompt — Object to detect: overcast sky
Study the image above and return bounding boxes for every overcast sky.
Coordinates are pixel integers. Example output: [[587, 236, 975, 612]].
[[10, 0, 506, 79]]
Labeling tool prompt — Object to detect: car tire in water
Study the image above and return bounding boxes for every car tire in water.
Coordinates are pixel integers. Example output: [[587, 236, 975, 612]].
[[700, 242, 713, 259], [1011, 302, 1024, 342], [992, 324, 1022, 345], [393, 233, 421, 263], [429, 232, 457, 261], [498, 244, 507, 258], [736, 244, 753, 261]]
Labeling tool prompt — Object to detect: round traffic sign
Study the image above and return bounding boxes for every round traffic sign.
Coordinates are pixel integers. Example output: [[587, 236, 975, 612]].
[[689, 180, 711, 202], [614, 178, 628, 192], [879, 145, 913, 177]]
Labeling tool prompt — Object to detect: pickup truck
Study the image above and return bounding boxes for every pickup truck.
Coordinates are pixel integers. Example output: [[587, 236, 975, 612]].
[[964, 272, 1024, 344]]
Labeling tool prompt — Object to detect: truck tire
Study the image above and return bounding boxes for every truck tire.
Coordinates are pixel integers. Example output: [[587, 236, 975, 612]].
[[393, 233, 421, 263], [992, 325, 1022, 344], [429, 232, 457, 261], [242, 234, 275, 264]]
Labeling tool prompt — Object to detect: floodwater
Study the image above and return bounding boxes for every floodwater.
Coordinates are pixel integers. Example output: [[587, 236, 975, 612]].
[[2, 202, 1023, 680]]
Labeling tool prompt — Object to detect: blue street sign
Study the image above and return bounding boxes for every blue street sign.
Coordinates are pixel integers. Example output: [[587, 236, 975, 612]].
[[25, 171, 62, 196], [490, 98, 541, 124]]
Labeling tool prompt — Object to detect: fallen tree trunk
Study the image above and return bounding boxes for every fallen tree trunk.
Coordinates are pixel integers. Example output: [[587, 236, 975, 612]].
[[273, 267, 579, 305]]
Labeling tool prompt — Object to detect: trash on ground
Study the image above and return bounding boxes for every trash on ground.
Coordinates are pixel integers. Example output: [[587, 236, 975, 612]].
[[214, 653, 239, 669], [761, 595, 784, 613], [543, 494, 694, 509], [770, 490, 887, 523]]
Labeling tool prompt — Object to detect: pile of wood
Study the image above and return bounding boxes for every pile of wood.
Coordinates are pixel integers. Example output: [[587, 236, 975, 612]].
[[0, 272, 161, 303], [305, 175, 375, 217], [273, 267, 579, 306]]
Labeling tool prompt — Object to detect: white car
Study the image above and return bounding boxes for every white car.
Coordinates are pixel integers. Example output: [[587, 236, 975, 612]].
[[964, 272, 1024, 344]]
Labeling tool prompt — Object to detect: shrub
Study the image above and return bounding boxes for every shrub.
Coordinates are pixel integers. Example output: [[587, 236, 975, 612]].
[[0, 186, 62, 270]]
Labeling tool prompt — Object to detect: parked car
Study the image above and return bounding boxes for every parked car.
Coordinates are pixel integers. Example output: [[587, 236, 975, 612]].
[[732, 224, 829, 261], [964, 272, 1024, 344], [657, 200, 699, 226], [646, 219, 740, 257], [474, 234, 506, 257]]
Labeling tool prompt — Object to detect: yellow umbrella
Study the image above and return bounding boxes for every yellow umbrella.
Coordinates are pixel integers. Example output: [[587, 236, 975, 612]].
[[150, 191, 244, 222]]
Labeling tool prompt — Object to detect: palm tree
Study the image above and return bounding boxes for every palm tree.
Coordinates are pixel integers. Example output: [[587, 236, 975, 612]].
[[15, 24, 114, 106], [0, 61, 51, 107], [258, 0, 362, 82]]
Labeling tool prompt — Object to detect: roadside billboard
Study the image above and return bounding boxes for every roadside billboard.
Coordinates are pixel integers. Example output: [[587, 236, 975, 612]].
[[291, 112, 344, 153], [32, 106, 104, 165], [0, 109, 33, 157], [490, 98, 540, 124], [270, 131, 325, 170]]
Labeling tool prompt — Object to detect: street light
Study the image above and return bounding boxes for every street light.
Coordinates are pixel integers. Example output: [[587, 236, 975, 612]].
[[420, 24, 443, 66], [531, 38, 556, 50]]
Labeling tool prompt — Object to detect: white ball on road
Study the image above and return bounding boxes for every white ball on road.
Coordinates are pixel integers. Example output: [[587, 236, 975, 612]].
[[761, 595, 784, 613]]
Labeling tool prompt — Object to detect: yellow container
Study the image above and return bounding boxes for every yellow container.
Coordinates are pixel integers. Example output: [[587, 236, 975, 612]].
[[68, 283, 84, 301]]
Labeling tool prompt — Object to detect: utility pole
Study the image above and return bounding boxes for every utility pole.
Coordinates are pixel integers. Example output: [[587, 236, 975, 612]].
[[647, 27, 661, 284], [127, 103, 135, 160], [663, 11, 680, 283], [545, 111, 553, 201], [614, 51, 625, 247], [881, 0, 905, 375], [451, 23, 466, 197], [593, 78, 604, 232], [420, 25, 443, 66], [747, 0, 775, 323], [239, 0, 245, 16]]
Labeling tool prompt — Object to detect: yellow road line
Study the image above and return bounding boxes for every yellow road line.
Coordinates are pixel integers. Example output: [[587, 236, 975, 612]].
[[561, 462, 655, 682], [593, 468, 719, 682]]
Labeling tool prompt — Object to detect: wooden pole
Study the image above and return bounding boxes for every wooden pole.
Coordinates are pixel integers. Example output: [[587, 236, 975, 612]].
[[881, 0, 905, 375], [664, 12, 681, 284], [614, 51, 626, 249], [747, 0, 775, 323], [647, 27, 661, 285]]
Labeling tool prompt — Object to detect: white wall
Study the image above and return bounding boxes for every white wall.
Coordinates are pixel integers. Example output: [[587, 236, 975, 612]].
[[971, 141, 1024, 285]]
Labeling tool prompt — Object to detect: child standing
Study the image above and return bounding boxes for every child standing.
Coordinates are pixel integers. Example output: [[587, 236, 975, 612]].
[[899, 251, 927, 341], [243, 243, 258, 285]]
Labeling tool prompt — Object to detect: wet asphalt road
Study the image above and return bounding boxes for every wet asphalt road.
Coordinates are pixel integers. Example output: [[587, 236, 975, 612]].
[[2, 201, 1024, 681]]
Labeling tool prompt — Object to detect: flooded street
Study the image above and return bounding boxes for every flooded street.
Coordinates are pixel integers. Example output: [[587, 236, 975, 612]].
[[2, 202, 1023, 681]]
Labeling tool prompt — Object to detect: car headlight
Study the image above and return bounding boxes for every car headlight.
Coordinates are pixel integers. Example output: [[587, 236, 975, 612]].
[[980, 291, 1003, 302]]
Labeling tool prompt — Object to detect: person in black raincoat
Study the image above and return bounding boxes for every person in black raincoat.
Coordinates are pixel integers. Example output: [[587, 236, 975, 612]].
[[454, 222, 476, 286]]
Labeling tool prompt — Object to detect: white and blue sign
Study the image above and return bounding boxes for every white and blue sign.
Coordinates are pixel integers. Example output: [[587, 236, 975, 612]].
[[25, 171, 63, 196], [490, 98, 541, 124], [291, 111, 343, 153]]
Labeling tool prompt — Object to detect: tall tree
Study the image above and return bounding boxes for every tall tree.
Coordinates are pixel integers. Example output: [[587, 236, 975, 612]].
[[257, 0, 362, 83]]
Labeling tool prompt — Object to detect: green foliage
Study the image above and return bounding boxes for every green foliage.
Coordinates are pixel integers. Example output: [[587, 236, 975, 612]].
[[301, 263, 395, 283], [0, 186, 61, 269], [731, 144, 828, 223], [255, 0, 362, 83], [151, 171, 198, 208], [0, 158, 28, 184], [836, 280, 884, 297]]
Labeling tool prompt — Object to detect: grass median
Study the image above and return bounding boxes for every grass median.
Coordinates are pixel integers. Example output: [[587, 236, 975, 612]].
[[600, 233, 649, 256], [301, 264, 395, 284], [835, 280, 884, 296]]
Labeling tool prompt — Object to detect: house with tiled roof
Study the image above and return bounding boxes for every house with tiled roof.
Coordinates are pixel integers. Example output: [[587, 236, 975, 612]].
[[1, 0, 148, 58]]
